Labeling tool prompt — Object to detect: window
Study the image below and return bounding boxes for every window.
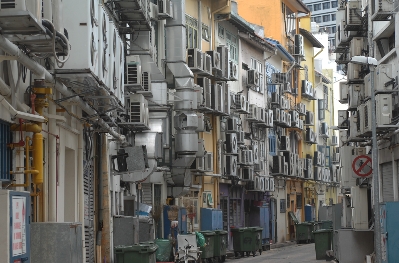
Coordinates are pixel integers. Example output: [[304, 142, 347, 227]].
[[226, 31, 238, 62], [324, 85, 329, 110], [266, 62, 279, 93], [323, 15, 330, 22], [332, 1, 338, 8], [331, 26, 336, 34], [331, 14, 336, 21], [323, 2, 330, 9], [307, 5, 312, 11], [314, 16, 322, 23], [287, 194, 290, 208], [318, 99, 326, 120], [296, 194, 303, 209], [0, 120, 11, 181], [313, 3, 321, 11], [250, 58, 264, 93], [218, 24, 225, 39], [185, 15, 198, 49], [280, 199, 286, 213], [202, 23, 210, 42], [283, 4, 296, 37], [268, 131, 277, 155]]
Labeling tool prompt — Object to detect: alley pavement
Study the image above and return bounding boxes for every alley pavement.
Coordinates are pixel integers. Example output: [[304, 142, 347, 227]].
[[226, 243, 326, 263]]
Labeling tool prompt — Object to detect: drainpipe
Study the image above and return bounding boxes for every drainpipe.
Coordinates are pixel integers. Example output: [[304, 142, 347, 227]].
[[0, 34, 126, 143], [96, 133, 103, 247], [48, 100, 57, 221], [198, 0, 202, 50], [312, 48, 323, 151]]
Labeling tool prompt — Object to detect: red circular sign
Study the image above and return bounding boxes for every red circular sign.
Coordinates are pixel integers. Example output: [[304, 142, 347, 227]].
[[352, 155, 372, 177]]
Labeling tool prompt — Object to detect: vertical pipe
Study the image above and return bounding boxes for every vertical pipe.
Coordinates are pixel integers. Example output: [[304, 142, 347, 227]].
[[371, 65, 381, 263], [48, 101, 57, 221], [52, 0, 63, 32], [393, 155, 398, 201], [96, 133, 103, 246], [198, 0, 202, 50]]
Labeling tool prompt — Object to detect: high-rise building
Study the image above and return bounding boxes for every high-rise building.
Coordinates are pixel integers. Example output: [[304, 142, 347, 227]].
[[303, 0, 339, 52]]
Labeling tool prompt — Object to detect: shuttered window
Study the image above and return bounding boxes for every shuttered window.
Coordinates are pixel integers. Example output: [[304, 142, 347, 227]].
[[381, 162, 394, 202], [141, 183, 153, 206]]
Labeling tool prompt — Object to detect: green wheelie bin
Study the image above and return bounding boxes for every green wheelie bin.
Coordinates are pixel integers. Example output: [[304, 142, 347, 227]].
[[247, 227, 263, 256], [199, 231, 216, 262], [295, 222, 312, 243], [214, 230, 228, 262], [313, 229, 333, 260], [154, 239, 172, 262], [115, 242, 158, 263], [231, 227, 262, 258]]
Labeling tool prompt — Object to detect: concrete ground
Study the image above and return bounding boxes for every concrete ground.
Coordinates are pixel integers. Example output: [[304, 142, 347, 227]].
[[225, 243, 329, 263]]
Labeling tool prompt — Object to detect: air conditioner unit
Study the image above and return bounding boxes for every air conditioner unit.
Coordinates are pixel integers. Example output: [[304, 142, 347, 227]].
[[273, 108, 281, 123], [225, 155, 237, 176], [321, 152, 326, 167], [339, 82, 349, 103], [347, 63, 361, 81], [282, 82, 292, 94], [264, 177, 270, 191], [98, 6, 109, 84], [242, 167, 254, 181], [255, 160, 265, 172], [157, 0, 173, 19], [230, 61, 239, 81], [332, 152, 340, 163], [338, 110, 349, 128], [211, 84, 222, 112], [234, 94, 247, 113], [243, 101, 250, 114], [305, 111, 314, 126], [266, 110, 274, 127], [125, 55, 143, 90], [126, 94, 149, 128], [247, 69, 260, 87], [302, 80, 313, 98], [314, 151, 322, 166], [349, 114, 359, 140], [196, 78, 212, 110], [204, 152, 213, 172], [280, 111, 286, 125], [357, 104, 365, 135], [206, 50, 221, 72], [250, 142, 259, 164], [107, 24, 117, 91], [202, 52, 213, 76], [376, 94, 392, 125], [298, 158, 304, 178], [237, 131, 245, 144], [240, 150, 254, 166], [299, 119, 304, 130], [248, 104, 258, 121], [376, 64, 393, 92], [269, 177, 275, 191], [280, 136, 290, 152], [346, 0, 362, 28], [350, 37, 364, 57], [373, 0, 396, 14], [294, 34, 305, 56], [217, 46, 229, 79], [222, 83, 231, 115], [271, 92, 280, 106], [285, 113, 292, 127], [297, 103, 306, 115], [314, 167, 322, 181], [258, 108, 266, 124], [193, 157, 205, 171], [226, 118, 239, 133], [272, 155, 285, 174], [56, 0, 98, 75], [271, 73, 287, 84], [305, 128, 316, 144], [283, 162, 289, 175], [290, 110, 299, 126], [320, 122, 329, 138], [140, 72, 152, 95], [305, 159, 314, 179], [348, 84, 364, 110], [331, 135, 338, 146], [225, 133, 238, 155], [187, 48, 203, 72]]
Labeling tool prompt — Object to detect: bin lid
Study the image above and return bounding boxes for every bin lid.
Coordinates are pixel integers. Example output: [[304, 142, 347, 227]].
[[312, 229, 332, 234], [114, 244, 158, 253], [230, 227, 247, 232], [200, 231, 216, 236], [214, 230, 228, 234], [298, 222, 312, 226], [288, 211, 299, 224], [248, 227, 263, 231]]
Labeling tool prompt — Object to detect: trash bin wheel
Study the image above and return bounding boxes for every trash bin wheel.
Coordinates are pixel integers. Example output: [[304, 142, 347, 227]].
[[240, 252, 244, 258], [252, 251, 256, 257], [234, 252, 238, 258], [259, 249, 262, 255], [221, 255, 226, 262]]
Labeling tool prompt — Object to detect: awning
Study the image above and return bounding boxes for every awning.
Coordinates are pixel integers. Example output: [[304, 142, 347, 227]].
[[288, 0, 311, 14], [299, 28, 324, 48], [265, 38, 295, 62]]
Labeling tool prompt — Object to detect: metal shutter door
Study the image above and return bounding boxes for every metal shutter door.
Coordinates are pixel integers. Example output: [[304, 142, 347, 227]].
[[382, 162, 394, 202], [142, 183, 152, 206], [83, 160, 95, 262]]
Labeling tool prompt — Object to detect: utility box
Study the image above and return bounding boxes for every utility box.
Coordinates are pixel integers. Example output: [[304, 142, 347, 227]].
[[333, 229, 373, 263], [113, 216, 139, 246], [200, 208, 222, 230], [0, 190, 31, 263], [31, 222, 83, 263]]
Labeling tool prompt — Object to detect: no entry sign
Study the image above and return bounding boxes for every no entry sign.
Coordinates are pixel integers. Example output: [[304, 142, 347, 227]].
[[352, 155, 372, 178]]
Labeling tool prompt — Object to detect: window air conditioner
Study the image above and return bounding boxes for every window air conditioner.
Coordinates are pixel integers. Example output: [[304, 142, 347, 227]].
[[157, 0, 173, 19], [294, 34, 305, 56], [230, 61, 239, 81], [225, 155, 237, 176], [271, 73, 287, 84], [247, 69, 260, 87], [225, 133, 238, 155], [305, 111, 314, 126], [187, 48, 203, 72], [339, 82, 348, 103], [206, 50, 221, 71]]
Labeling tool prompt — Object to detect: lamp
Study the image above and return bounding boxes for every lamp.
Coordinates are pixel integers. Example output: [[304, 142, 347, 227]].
[[350, 55, 380, 261]]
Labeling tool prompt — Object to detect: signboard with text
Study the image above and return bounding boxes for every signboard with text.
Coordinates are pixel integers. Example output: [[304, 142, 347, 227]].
[[12, 196, 27, 256]]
